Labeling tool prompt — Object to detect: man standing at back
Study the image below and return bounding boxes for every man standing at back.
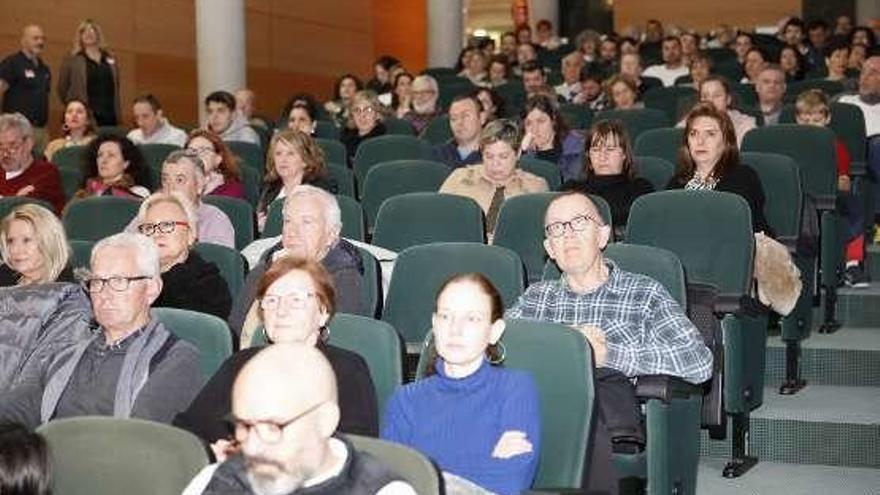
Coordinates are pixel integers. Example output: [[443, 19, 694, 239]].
[[182, 343, 417, 494], [0, 25, 50, 150]]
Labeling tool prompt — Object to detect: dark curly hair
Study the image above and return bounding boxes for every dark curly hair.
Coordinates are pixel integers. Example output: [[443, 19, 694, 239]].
[[80, 134, 151, 189]]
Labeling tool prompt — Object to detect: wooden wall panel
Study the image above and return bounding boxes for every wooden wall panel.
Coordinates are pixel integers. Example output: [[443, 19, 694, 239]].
[[614, 0, 802, 33], [0, 0, 421, 133], [372, 0, 427, 74]]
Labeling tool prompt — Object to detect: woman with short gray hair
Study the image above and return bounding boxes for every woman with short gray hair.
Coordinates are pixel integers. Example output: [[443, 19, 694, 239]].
[[135, 191, 231, 320]]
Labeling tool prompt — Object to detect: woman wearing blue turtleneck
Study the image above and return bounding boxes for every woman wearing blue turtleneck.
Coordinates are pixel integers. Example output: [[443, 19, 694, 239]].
[[381, 273, 541, 495]]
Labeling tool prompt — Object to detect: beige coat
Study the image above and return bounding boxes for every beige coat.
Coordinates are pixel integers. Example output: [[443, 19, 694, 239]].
[[440, 164, 549, 239]]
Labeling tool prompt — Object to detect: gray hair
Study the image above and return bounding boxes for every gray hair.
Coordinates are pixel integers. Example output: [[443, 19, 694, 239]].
[[284, 185, 342, 230], [90, 232, 161, 278], [0, 113, 33, 139], [164, 150, 206, 177], [480, 118, 523, 151], [412, 74, 439, 94], [136, 191, 200, 239]]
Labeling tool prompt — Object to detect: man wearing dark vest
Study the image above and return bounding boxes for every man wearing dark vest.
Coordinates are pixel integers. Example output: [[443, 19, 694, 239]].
[[0, 232, 203, 427], [183, 343, 416, 495], [0, 25, 51, 150]]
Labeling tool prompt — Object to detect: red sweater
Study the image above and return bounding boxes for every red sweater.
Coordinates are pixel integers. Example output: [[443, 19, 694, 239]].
[[0, 159, 65, 213], [836, 139, 850, 176]]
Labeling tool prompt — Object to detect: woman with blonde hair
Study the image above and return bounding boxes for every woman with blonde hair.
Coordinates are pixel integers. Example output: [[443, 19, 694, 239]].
[[256, 129, 337, 231], [0, 203, 72, 286], [57, 19, 120, 126]]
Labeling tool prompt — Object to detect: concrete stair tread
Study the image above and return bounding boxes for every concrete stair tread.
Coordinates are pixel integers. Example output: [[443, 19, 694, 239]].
[[767, 326, 880, 350], [697, 458, 880, 495], [754, 385, 880, 425]]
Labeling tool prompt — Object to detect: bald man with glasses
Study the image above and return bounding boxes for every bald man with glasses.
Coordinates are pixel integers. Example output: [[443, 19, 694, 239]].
[[0, 232, 203, 428], [506, 191, 711, 493], [183, 344, 416, 495]]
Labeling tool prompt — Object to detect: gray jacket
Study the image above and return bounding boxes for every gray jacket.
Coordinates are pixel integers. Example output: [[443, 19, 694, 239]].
[[0, 283, 93, 391]]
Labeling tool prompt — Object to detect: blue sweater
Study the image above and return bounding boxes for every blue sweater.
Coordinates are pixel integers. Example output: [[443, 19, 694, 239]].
[[381, 359, 541, 495]]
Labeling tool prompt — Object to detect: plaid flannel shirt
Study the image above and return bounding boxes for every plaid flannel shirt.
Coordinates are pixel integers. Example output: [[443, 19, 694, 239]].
[[506, 259, 712, 384]]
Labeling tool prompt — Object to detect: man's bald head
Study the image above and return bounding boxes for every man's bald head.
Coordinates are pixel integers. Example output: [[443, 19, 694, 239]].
[[232, 344, 340, 494], [544, 192, 605, 227], [233, 343, 338, 419], [21, 25, 45, 57]]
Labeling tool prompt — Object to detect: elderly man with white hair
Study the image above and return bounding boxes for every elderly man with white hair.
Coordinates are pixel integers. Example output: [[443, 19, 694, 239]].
[[403, 74, 440, 134], [230, 185, 367, 343], [0, 232, 203, 428]]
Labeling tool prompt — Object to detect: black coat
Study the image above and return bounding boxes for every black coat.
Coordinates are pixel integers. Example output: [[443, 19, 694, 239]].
[[667, 163, 773, 236], [173, 343, 379, 447], [561, 174, 655, 229], [154, 251, 232, 320]]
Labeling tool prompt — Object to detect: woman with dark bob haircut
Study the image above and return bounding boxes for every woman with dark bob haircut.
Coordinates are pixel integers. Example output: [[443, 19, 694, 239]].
[[75, 133, 150, 199], [0, 421, 52, 495], [561, 119, 653, 234], [667, 102, 771, 234], [520, 93, 585, 182], [174, 256, 378, 460]]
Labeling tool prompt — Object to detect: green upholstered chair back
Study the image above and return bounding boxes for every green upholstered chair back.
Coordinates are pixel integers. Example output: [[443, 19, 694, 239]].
[[595, 108, 671, 142], [634, 127, 684, 166], [361, 160, 450, 228], [371, 193, 485, 252], [38, 416, 208, 495], [352, 135, 433, 185], [345, 435, 441, 495], [153, 307, 233, 379], [382, 242, 524, 348], [518, 156, 562, 190], [63, 196, 141, 242], [634, 156, 675, 191]]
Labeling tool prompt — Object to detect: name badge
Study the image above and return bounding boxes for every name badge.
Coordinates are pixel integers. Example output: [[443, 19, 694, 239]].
[[106, 57, 115, 65], [24, 69, 35, 78]]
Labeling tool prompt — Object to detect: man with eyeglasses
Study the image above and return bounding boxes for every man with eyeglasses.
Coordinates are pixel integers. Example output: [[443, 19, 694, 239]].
[[506, 191, 711, 493], [0, 112, 64, 213], [0, 232, 203, 428], [183, 343, 415, 494], [123, 150, 234, 248]]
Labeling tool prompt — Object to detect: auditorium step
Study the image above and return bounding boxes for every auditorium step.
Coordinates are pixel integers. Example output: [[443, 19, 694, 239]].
[[764, 326, 880, 387], [700, 384, 880, 469], [697, 458, 880, 495]]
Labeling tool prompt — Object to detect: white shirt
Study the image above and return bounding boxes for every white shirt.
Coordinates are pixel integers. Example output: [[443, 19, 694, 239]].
[[838, 94, 880, 137], [127, 118, 188, 147], [642, 64, 690, 87], [180, 438, 417, 495]]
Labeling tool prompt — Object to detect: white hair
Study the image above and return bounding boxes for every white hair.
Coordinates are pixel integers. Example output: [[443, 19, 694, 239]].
[[91, 233, 161, 278], [136, 191, 200, 239], [0, 112, 33, 139], [284, 185, 342, 229], [412, 74, 439, 94]]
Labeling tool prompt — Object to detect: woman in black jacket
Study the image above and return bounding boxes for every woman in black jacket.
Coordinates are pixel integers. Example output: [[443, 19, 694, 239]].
[[560, 118, 653, 237], [666, 102, 772, 235], [174, 256, 378, 460], [134, 191, 231, 319]]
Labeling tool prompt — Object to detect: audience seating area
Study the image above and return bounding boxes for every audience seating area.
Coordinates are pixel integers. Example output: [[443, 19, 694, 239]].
[[2, 11, 878, 495]]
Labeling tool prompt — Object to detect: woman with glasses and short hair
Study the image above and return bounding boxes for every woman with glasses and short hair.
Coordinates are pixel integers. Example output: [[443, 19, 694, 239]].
[[134, 191, 231, 319], [561, 119, 653, 237], [174, 256, 379, 460], [339, 90, 386, 166]]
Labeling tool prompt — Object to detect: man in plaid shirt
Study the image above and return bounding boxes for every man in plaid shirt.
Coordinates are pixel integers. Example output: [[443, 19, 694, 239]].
[[506, 191, 712, 493]]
